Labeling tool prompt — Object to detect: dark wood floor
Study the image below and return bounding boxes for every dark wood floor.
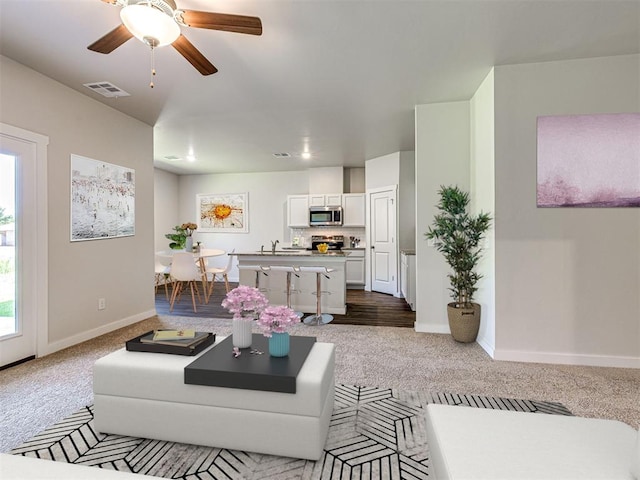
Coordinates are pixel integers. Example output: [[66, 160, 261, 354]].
[[155, 281, 415, 328]]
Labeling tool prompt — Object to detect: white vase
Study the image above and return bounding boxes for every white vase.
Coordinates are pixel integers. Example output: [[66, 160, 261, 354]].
[[232, 317, 253, 348], [185, 236, 194, 252]]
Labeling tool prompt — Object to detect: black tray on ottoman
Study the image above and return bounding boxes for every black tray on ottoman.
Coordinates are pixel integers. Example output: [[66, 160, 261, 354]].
[[184, 334, 316, 393], [126, 331, 216, 356]]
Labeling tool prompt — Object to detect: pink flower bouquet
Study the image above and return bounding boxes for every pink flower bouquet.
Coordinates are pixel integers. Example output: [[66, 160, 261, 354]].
[[257, 305, 299, 337], [221, 285, 269, 319]]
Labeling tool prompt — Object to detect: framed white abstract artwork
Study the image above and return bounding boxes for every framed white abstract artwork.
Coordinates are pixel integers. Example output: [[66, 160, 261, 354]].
[[70, 154, 135, 241]]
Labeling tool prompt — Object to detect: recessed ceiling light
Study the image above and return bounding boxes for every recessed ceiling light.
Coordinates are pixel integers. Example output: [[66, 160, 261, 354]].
[[301, 152, 311, 160], [186, 154, 196, 162]]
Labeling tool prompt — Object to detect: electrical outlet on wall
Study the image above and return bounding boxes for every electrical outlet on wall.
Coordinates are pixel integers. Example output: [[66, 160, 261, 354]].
[[98, 298, 106, 310]]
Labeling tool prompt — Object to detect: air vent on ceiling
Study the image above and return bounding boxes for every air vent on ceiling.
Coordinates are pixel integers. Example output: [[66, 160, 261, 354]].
[[83, 81, 130, 98], [272, 152, 291, 158], [163, 155, 182, 162]]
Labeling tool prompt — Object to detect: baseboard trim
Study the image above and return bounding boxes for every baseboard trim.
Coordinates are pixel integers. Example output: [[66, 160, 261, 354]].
[[476, 336, 495, 358], [494, 349, 640, 369], [414, 322, 450, 334], [41, 310, 156, 356]]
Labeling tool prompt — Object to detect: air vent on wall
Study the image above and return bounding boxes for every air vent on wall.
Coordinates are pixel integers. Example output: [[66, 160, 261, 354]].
[[83, 81, 130, 98], [273, 152, 291, 158]]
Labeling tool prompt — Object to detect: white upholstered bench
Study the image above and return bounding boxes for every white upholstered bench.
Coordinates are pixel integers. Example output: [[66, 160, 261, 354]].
[[425, 403, 639, 480], [93, 336, 335, 460]]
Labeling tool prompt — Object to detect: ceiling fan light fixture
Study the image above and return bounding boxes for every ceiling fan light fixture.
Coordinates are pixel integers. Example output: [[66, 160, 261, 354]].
[[120, 4, 180, 47]]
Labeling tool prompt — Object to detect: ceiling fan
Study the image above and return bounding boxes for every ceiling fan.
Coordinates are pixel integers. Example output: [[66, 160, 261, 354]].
[[88, 0, 262, 77]]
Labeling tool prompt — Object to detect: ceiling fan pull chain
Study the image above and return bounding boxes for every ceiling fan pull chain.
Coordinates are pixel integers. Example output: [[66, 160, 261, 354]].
[[150, 44, 156, 88]]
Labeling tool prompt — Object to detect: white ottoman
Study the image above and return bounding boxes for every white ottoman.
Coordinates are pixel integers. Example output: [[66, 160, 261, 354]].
[[93, 336, 335, 460], [425, 404, 638, 480]]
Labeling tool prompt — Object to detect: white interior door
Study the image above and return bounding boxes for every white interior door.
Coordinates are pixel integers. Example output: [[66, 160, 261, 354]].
[[368, 186, 397, 295], [0, 126, 48, 368]]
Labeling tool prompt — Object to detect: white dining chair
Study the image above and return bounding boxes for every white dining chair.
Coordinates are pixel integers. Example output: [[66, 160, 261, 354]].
[[169, 252, 202, 313], [204, 249, 235, 302], [154, 256, 171, 300]]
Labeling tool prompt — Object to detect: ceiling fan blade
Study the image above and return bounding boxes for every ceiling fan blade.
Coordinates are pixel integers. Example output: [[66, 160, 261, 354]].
[[172, 34, 218, 75], [180, 10, 262, 36], [87, 24, 133, 54]]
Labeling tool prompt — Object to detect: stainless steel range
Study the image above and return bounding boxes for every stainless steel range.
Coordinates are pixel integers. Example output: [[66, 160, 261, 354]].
[[307, 235, 344, 251]]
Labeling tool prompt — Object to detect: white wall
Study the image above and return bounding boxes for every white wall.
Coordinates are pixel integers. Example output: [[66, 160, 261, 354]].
[[308, 167, 343, 193], [365, 152, 400, 189], [470, 69, 496, 356], [493, 54, 640, 368], [176, 170, 309, 279], [154, 168, 179, 253], [0, 56, 155, 352], [399, 151, 416, 251], [344, 167, 365, 193], [414, 102, 470, 334]]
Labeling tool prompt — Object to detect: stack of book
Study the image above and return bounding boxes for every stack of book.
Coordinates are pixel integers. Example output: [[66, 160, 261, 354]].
[[127, 329, 216, 355], [141, 329, 210, 348]]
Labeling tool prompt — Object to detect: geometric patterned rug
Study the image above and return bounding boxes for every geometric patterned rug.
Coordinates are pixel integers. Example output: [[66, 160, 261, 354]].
[[11, 384, 572, 480]]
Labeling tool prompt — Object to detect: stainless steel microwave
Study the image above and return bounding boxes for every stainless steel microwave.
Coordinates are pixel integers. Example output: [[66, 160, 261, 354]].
[[309, 206, 343, 226]]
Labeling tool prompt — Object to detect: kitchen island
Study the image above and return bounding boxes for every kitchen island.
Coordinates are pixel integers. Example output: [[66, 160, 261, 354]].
[[231, 251, 348, 315]]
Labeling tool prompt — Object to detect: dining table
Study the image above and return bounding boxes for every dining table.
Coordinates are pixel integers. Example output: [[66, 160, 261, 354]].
[[156, 248, 226, 303]]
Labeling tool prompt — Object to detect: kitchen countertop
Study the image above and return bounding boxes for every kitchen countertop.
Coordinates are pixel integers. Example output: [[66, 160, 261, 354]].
[[281, 246, 365, 251], [231, 250, 350, 257]]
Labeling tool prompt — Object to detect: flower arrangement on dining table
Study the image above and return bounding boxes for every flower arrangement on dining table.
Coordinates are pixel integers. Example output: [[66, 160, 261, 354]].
[[222, 285, 299, 355], [181, 222, 198, 236], [165, 222, 198, 250]]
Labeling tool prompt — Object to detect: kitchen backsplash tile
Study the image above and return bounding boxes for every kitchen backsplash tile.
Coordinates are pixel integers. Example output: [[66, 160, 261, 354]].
[[289, 227, 365, 248]]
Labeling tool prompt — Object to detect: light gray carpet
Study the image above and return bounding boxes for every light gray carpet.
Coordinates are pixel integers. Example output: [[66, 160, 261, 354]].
[[10, 386, 571, 479], [1, 314, 638, 456]]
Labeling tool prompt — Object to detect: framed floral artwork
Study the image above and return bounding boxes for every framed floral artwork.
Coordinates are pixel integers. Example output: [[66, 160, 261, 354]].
[[197, 192, 248, 233]]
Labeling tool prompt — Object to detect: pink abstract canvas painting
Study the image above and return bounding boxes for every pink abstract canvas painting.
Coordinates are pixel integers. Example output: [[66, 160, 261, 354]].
[[537, 113, 640, 207]]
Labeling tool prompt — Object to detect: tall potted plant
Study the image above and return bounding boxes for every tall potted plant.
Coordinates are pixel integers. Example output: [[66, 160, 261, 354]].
[[425, 185, 491, 343]]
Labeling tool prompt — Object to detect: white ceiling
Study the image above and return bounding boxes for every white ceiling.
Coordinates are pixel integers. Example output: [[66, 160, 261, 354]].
[[1, 0, 638, 175]]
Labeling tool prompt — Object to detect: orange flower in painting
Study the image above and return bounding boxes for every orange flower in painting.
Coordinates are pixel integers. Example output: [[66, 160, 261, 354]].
[[213, 204, 232, 220]]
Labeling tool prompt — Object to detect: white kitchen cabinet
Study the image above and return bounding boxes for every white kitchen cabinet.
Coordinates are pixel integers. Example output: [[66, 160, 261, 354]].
[[287, 195, 309, 227], [342, 193, 366, 227], [400, 251, 416, 311], [309, 194, 342, 207], [345, 249, 365, 287]]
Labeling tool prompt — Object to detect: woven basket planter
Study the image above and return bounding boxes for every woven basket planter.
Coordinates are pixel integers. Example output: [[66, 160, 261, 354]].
[[447, 302, 481, 343]]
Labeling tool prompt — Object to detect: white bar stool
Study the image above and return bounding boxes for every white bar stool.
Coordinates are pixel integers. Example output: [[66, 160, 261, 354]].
[[299, 266, 335, 325], [268, 265, 304, 318], [237, 265, 270, 292]]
